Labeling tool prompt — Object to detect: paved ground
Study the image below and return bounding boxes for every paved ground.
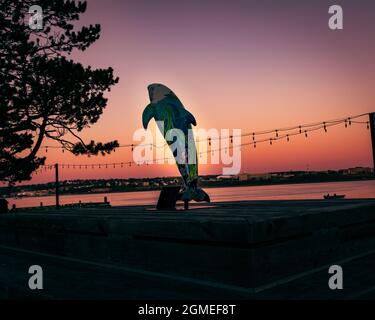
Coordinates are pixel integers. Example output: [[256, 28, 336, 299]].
[[1, 199, 375, 299], [1, 245, 374, 300], [0, 245, 248, 299]]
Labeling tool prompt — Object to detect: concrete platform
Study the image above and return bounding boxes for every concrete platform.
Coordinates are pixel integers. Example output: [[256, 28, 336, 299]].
[[1, 199, 375, 298], [1, 245, 375, 299]]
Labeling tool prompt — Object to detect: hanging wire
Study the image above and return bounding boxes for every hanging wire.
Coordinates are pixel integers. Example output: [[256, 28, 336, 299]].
[[33, 112, 371, 173], [41, 112, 370, 151]]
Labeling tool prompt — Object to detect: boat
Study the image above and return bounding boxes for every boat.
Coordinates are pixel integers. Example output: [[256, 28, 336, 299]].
[[324, 194, 346, 200]]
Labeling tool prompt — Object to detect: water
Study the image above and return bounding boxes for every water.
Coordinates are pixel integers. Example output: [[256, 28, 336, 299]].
[[7, 180, 375, 209]]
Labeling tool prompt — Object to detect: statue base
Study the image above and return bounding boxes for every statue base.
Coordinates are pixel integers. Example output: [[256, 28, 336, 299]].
[[156, 185, 185, 210]]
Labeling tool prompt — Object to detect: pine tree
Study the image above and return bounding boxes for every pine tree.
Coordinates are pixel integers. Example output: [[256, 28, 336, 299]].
[[0, 0, 119, 184]]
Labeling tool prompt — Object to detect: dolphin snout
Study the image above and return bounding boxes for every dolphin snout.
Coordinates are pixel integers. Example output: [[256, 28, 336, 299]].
[[148, 86, 154, 101]]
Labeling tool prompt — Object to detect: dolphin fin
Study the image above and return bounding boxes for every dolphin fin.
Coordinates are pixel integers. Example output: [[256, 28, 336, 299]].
[[142, 103, 154, 129], [185, 110, 197, 126]]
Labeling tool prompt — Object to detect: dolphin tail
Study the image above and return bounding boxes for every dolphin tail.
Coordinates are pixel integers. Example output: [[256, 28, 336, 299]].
[[193, 187, 210, 203], [179, 180, 210, 203]]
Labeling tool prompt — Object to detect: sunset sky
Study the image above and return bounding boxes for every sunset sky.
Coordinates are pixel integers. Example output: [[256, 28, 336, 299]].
[[28, 0, 375, 184]]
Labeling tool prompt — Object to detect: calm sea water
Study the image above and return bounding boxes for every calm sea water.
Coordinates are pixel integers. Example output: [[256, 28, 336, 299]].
[[7, 180, 375, 208]]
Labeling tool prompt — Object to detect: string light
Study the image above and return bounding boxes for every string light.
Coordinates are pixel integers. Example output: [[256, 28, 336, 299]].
[[34, 112, 370, 173], [41, 112, 370, 153]]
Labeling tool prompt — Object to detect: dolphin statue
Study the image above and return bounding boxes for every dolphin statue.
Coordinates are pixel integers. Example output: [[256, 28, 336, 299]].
[[142, 83, 210, 203]]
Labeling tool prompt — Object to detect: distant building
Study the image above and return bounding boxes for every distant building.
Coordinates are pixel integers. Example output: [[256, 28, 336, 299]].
[[91, 187, 111, 193], [238, 173, 249, 181], [216, 175, 237, 181], [237, 173, 272, 181], [345, 167, 372, 175]]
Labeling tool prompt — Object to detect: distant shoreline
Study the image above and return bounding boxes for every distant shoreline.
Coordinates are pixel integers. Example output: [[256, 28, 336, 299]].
[[4, 176, 375, 200]]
